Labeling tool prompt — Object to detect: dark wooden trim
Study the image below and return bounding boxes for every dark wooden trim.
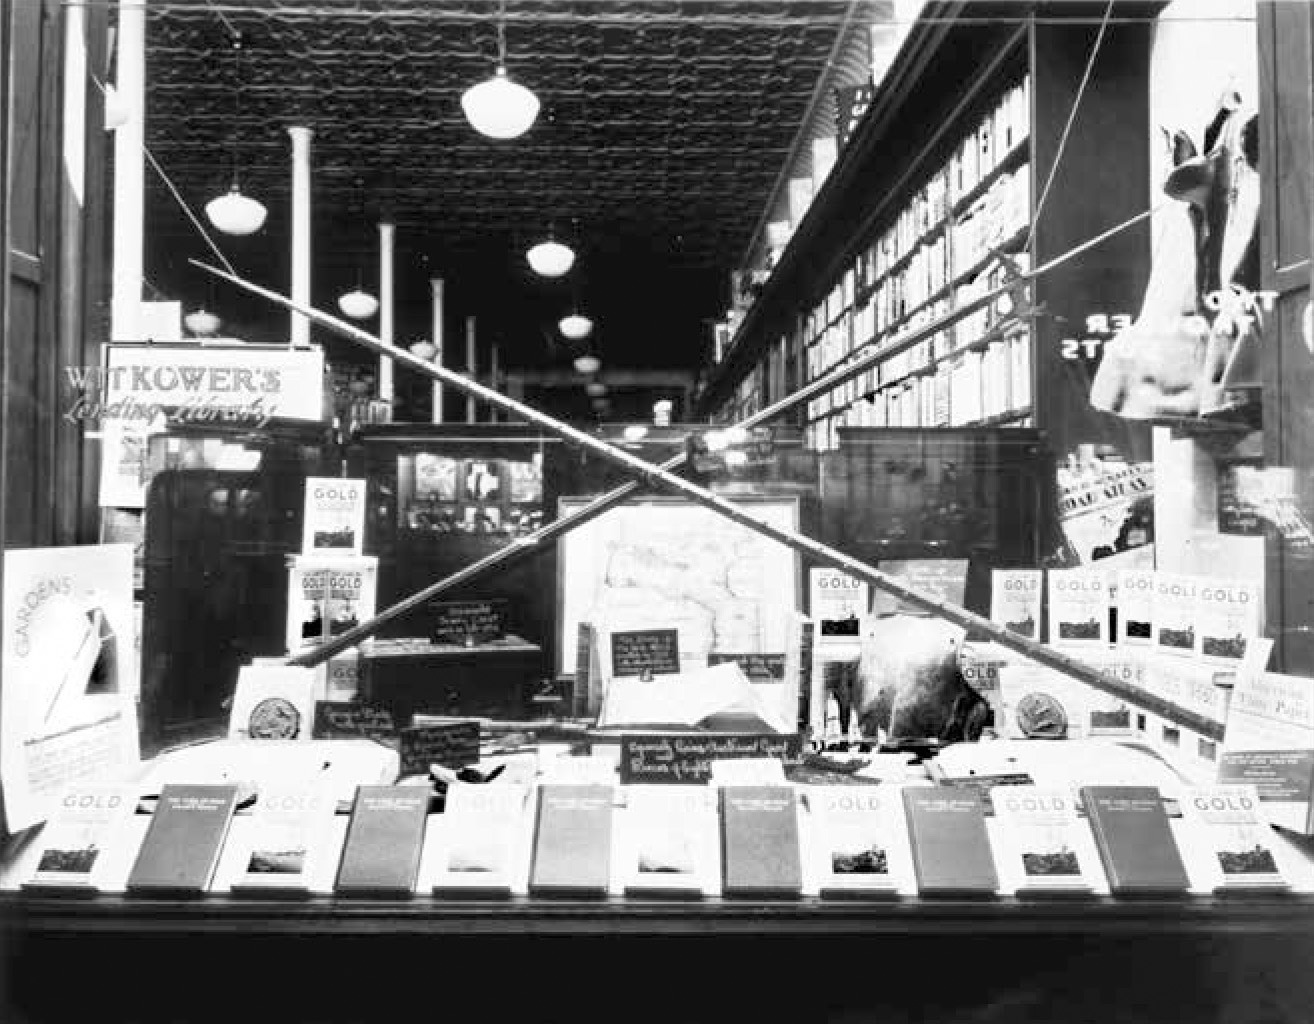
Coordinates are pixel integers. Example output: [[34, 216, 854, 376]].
[[8, 249, 38, 283]]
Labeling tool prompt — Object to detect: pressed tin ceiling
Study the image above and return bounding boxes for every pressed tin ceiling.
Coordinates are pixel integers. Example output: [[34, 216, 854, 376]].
[[140, 0, 885, 391]]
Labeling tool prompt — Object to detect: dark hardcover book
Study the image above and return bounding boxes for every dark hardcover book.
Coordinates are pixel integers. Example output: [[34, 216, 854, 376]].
[[528, 784, 614, 896], [333, 785, 431, 897], [126, 784, 239, 896], [1080, 786, 1190, 896], [901, 786, 998, 897], [719, 785, 802, 897]]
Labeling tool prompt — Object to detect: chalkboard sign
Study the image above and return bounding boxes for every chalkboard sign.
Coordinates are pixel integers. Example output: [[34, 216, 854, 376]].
[[707, 653, 786, 682], [312, 701, 397, 741], [610, 628, 680, 679], [399, 720, 481, 776], [429, 599, 509, 646], [620, 732, 803, 785]]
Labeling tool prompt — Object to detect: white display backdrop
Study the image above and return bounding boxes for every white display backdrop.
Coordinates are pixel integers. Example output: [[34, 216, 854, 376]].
[[556, 495, 801, 677]]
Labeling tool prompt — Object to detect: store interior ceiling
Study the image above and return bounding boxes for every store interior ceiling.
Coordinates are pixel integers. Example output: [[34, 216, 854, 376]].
[[139, 0, 890, 418]]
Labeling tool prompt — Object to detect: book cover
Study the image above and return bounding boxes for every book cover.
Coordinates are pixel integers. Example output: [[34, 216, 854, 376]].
[[528, 784, 614, 896], [1219, 667, 1314, 834], [1080, 786, 1189, 896], [990, 786, 1095, 895], [719, 785, 802, 897], [126, 784, 239, 895], [23, 784, 137, 893], [285, 555, 378, 655], [1116, 569, 1156, 647], [227, 664, 316, 741], [1153, 573, 1201, 659], [1046, 568, 1109, 647], [809, 568, 868, 649], [810, 786, 907, 898], [230, 784, 337, 895], [1195, 578, 1262, 668], [431, 783, 530, 896], [1181, 785, 1288, 893], [333, 785, 431, 897], [301, 476, 367, 556], [901, 786, 998, 896], [989, 569, 1041, 641], [620, 786, 718, 897]]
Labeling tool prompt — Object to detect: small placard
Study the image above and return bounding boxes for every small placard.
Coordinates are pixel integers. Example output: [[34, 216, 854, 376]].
[[399, 720, 481, 776], [620, 732, 803, 785], [610, 628, 681, 679], [707, 652, 786, 682], [871, 559, 969, 617], [429, 599, 508, 646], [312, 701, 397, 742]]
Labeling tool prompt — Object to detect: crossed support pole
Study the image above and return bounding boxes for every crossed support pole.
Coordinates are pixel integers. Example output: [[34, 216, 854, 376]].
[[191, 203, 1215, 741]]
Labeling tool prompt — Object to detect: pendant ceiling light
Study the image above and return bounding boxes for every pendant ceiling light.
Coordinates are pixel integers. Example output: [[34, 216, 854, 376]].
[[183, 309, 221, 336], [338, 288, 379, 320], [573, 353, 600, 375], [461, 1, 539, 140], [585, 381, 607, 398], [206, 31, 267, 236], [559, 313, 593, 341], [526, 237, 575, 278]]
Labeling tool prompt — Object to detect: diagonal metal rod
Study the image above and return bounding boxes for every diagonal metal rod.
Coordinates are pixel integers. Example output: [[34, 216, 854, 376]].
[[191, 204, 1154, 670], [189, 229, 1219, 743]]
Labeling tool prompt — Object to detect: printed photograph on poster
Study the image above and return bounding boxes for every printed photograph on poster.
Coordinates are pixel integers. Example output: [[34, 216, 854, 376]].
[[1, 545, 141, 831]]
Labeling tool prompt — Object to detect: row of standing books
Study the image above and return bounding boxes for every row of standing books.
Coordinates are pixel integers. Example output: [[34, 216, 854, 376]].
[[21, 779, 1291, 900]]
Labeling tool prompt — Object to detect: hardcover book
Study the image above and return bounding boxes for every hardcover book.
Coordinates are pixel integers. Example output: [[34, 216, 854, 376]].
[[528, 784, 615, 896], [23, 784, 137, 893], [1181, 785, 1288, 893], [902, 786, 998, 897], [229, 784, 337, 895], [989, 786, 1096, 895], [619, 786, 719, 897], [333, 785, 430, 897], [719, 785, 802, 897], [1046, 568, 1109, 647], [1080, 786, 1189, 896], [989, 569, 1042, 641], [1116, 569, 1155, 647], [1153, 573, 1201, 659], [126, 784, 239, 895], [301, 476, 367, 556], [285, 554, 378, 655], [809, 786, 907, 898], [431, 783, 530, 896]]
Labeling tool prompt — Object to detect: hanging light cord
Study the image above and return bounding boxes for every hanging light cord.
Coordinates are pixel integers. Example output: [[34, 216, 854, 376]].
[[496, 0, 508, 69], [90, 71, 238, 277], [1026, 0, 1115, 250], [229, 30, 244, 188]]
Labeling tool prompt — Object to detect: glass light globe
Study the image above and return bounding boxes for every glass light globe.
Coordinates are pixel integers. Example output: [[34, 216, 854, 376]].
[[585, 381, 607, 398], [337, 289, 379, 320], [559, 313, 593, 340], [183, 309, 221, 336], [573, 354, 600, 375], [526, 239, 575, 278], [205, 185, 267, 236], [461, 67, 540, 140]]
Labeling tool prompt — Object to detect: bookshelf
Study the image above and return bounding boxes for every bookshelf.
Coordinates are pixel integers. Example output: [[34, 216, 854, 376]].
[[697, 1, 1155, 477]]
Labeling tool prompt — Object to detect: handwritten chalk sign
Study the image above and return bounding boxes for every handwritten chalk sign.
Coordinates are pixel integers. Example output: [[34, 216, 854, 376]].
[[610, 629, 680, 679], [311, 701, 396, 741], [620, 732, 803, 785], [399, 720, 481, 776], [429, 600, 508, 646], [707, 653, 786, 682]]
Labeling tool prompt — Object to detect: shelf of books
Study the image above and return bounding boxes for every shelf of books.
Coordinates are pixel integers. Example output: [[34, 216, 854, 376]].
[[800, 77, 1033, 451]]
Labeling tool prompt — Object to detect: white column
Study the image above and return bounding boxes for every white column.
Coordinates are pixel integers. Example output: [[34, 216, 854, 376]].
[[465, 315, 477, 424], [378, 222, 395, 404], [287, 126, 313, 347], [110, 0, 146, 341], [430, 278, 444, 423]]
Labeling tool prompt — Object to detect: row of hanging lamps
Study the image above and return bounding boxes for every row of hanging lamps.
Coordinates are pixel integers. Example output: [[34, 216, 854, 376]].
[[461, 0, 540, 140], [205, 30, 267, 236]]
